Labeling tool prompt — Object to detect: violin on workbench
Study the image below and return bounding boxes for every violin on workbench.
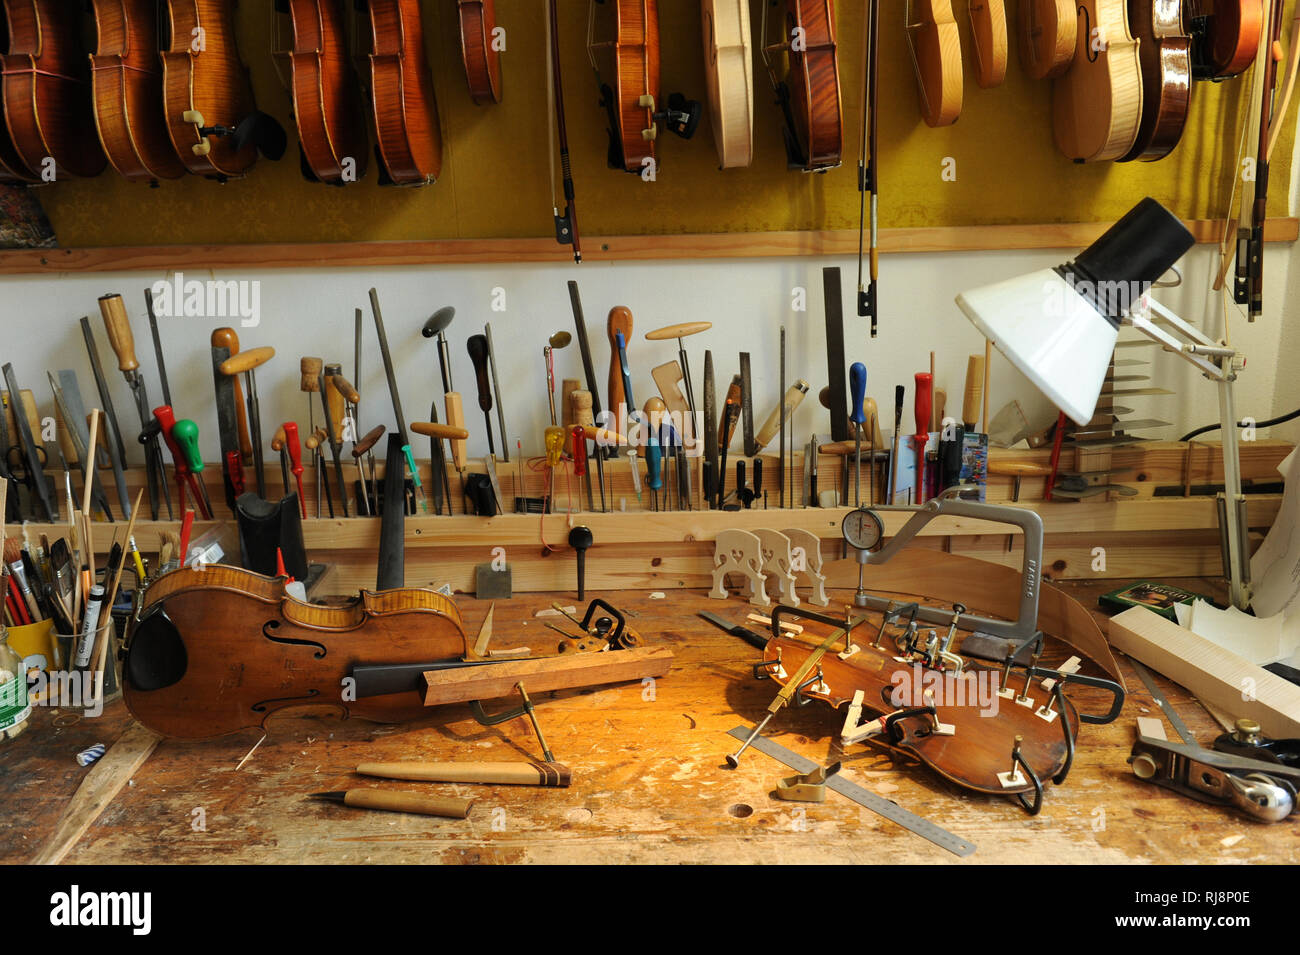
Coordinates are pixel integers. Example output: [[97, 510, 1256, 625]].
[[760, 0, 842, 170], [0, 0, 106, 182], [587, 0, 699, 175], [162, 0, 286, 180], [277, 0, 370, 184], [122, 566, 672, 740], [367, 0, 442, 185], [123, 565, 476, 739], [730, 604, 1124, 813], [90, 0, 187, 183]]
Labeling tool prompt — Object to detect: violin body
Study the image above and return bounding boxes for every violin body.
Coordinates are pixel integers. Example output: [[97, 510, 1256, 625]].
[[368, 0, 442, 185], [0, 0, 106, 181], [779, 0, 842, 168], [762, 627, 1079, 797], [909, 0, 963, 126], [1052, 0, 1142, 161], [1018, 0, 1076, 80], [589, 0, 661, 174], [122, 565, 472, 739], [968, 0, 1008, 88], [457, 0, 502, 104], [1184, 0, 1262, 77], [90, 0, 187, 183], [284, 0, 370, 184], [161, 0, 259, 179], [1122, 0, 1191, 161], [701, 0, 753, 167]]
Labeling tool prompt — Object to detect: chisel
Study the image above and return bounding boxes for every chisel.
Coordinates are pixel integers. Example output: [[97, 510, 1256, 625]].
[[420, 309, 457, 512], [356, 761, 571, 787], [369, 288, 427, 512], [740, 352, 756, 457], [309, 789, 472, 819]]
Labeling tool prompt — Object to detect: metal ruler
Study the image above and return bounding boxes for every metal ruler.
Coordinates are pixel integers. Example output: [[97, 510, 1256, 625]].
[[725, 726, 976, 857], [1129, 660, 1196, 745]]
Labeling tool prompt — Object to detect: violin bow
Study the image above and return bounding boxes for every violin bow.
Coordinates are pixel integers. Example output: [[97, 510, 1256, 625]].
[[856, 0, 880, 336], [547, 0, 582, 263]]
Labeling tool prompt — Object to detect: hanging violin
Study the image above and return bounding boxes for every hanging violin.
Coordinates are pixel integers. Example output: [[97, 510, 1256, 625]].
[[0, 0, 106, 182], [162, 0, 286, 180], [90, 0, 187, 183], [367, 0, 442, 185], [701, 0, 754, 168], [759, 0, 843, 171], [906, 0, 963, 127], [587, 0, 699, 175], [457, 0, 502, 104], [277, 0, 370, 184]]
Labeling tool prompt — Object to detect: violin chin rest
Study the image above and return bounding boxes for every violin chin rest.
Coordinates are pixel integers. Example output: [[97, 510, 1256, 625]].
[[126, 609, 189, 692]]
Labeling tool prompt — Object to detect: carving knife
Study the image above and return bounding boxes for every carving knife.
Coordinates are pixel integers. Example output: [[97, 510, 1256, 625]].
[[317, 368, 351, 517], [80, 315, 134, 511]]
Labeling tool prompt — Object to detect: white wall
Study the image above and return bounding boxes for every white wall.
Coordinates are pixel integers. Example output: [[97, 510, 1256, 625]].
[[0, 240, 1295, 469]]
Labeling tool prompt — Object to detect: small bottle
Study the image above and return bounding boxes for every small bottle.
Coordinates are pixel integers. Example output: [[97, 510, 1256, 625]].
[[0, 627, 31, 741]]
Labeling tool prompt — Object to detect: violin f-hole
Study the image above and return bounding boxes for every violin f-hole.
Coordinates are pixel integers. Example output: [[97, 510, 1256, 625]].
[[262, 619, 327, 658]]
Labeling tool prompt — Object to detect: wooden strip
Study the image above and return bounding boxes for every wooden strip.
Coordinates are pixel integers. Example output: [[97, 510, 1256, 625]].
[[2, 218, 1295, 274], [421, 646, 674, 706], [31, 722, 161, 865], [1108, 606, 1300, 738]]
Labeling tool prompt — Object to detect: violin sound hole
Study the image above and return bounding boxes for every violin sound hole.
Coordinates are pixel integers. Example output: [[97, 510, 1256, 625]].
[[262, 619, 327, 658]]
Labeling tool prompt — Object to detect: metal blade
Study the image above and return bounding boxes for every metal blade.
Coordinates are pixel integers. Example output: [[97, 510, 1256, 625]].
[[2, 363, 57, 520]]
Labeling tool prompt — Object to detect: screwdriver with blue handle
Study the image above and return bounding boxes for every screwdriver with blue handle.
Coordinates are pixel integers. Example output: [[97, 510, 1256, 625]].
[[850, 362, 867, 507], [643, 397, 663, 512]]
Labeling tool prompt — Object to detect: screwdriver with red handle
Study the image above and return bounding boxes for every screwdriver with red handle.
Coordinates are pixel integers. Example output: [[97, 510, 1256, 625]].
[[912, 372, 932, 505], [571, 425, 593, 511]]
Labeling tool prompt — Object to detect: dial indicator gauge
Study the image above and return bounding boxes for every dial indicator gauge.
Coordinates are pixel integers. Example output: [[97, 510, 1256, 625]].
[[842, 507, 884, 551]]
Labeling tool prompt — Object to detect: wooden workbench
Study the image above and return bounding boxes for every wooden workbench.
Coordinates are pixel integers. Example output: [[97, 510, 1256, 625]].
[[2, 580, 1296, 865]]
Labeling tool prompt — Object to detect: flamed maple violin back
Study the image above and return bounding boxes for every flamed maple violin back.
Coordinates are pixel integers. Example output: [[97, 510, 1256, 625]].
[[457, 0, 503, 104], [589, 0, 661, 174], [161, 0, 259, 178], [784, 0, 842, 167], [286, 0, 370, 183], [368, 0, 443, 185], [123, 565, 472, 739], [91, 0, 188, 182], [0, 0, 107, 179]]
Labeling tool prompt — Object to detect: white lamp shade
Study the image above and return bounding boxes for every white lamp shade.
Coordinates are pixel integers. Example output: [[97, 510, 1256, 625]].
[[956, 268, 1117, 425]]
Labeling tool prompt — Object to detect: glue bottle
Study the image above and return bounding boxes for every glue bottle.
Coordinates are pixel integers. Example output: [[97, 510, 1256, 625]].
[[0, 626, 31, 741]]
